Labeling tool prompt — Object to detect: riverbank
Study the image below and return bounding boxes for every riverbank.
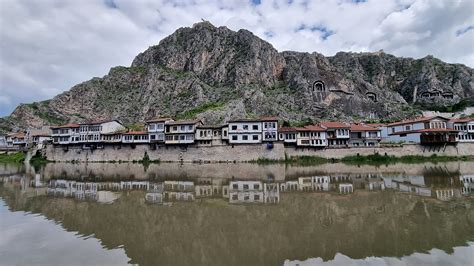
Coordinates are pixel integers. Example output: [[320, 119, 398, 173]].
[[41, 142, 474, 163]]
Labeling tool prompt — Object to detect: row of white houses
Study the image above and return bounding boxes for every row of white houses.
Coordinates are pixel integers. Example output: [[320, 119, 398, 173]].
[[2, 116, 473, 150]]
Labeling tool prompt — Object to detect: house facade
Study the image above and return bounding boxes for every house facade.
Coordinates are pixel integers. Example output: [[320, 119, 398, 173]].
[[195, 125, 227, 146], [278, 127, 298, 145], [146, 118, 173, 143], [320, 122, 350, 148], [349, 123, 381, 147], [164, 120, 202, 145], [261, 117, 278, 142], [387, 116, 457, 145], [228, 119, 263, 144], [52, 120, 125, 146], [296, 125, 327, 147], [122, 131, 150, 144], [449, 118, 474, 142]]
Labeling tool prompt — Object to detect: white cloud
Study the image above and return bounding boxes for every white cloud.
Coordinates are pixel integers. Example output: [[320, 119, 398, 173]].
[[0, 0, 472, 116]]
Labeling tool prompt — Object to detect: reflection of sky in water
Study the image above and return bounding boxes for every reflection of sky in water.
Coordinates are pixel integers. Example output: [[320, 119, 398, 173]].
[[285, 244, 474, 266], [0, 201, 130, 266]]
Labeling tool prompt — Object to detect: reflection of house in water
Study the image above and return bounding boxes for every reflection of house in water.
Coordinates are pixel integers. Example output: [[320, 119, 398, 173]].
[[459, 175, 474, 196], [229, 181, 264, 204], [195, 177, 223, 198], [264, 183, 280, 204], [298, 176, 330, 192], [120, 181, 150, 190], [226, 181, 281, 204], [47, 179, 121, 203], [434, 189, 457, 201], [338, 183, 354, 194], [163, 181, 195, 202], [279, 180, 298, 192]]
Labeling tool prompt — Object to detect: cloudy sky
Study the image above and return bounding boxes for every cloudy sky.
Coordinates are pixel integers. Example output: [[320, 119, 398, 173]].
[[0, 0, 473, 116]]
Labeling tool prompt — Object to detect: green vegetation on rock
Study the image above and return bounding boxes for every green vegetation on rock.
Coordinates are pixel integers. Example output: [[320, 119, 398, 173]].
[[0, 152, 26, 163], [176, 102, 226, 119]]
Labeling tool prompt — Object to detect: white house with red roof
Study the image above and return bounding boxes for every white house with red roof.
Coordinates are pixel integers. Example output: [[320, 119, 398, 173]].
[[449, 118, 474, 142], [349, 123, 382, 147], [51, 120, 125, 146], [122, 131, 150, 144], [296, 125, 327, 147], [320, 122, 350, 148], [386, 116, 458, 144], [278, 127, 298, 144], [146, 117, 173, 143]]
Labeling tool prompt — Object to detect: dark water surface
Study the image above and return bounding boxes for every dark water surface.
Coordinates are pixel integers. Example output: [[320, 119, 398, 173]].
[[0, 162, 473, 266]]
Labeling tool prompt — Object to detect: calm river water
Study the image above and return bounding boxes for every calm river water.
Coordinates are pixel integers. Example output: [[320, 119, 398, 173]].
[[0, 161, 473, 266]]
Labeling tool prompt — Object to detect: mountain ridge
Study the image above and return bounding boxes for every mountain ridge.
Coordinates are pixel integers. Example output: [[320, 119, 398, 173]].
[[1, 21, 473, 133]]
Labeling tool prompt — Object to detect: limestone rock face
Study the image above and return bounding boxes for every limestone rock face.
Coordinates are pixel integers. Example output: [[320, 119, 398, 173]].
[[1, 22, 473, 132]]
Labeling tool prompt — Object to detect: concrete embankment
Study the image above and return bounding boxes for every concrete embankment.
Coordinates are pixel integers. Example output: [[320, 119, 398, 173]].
[[42, 142, 474, 163]]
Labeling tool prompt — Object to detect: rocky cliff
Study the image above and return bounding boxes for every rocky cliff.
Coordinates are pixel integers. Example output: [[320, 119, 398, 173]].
[[1, 21, 473, 132]]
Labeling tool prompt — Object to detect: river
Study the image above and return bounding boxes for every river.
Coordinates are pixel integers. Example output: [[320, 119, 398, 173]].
[[0, 161, 473, 265]]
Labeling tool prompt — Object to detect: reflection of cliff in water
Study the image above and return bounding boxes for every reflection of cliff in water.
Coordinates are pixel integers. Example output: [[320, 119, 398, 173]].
[[0, 184, 473, 266]]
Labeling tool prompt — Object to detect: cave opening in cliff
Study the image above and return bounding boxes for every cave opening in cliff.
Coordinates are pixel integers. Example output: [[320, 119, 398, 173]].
[[366, 92, 377, 102], [313, 81, 325, 92]]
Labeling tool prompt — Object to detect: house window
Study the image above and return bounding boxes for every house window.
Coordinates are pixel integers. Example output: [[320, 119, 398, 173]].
[[243, 184, 249, 189], [148, 124, 156, 131], [232, 135, 238, 141], [243, 125, 249, 130], [254, 184, 259, 189], [232, 194, 238, 200], [252, 125, 259, 130], [173, 126, 177, 131], [231, 125, 237, 130], [252, 135, 259, 140], [150, 135, 156, 140], [233, 184, 238, 189], [405, 125, 411, 131], [254, 195, 260, 200], [180, 126, 185, 131], [242, 135, 248, 141], [188, 125, 193, 130]]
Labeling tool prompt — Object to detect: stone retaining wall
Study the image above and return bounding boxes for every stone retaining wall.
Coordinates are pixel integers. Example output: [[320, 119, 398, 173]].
[[43, 142, 474, 163]]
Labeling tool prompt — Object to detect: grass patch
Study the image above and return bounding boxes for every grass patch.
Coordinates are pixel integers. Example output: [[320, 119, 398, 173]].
[[251, 155, 329, 166], [341, 153, 472, 164], [176, 102, 225, 119], [0, 152, 26, 163]]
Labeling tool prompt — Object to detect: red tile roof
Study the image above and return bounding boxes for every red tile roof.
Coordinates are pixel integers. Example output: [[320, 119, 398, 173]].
[[51, 123, 80, 129], [278, 127, 299, 132], [387, 116, 448, 126], [146, 117, 173, 123], [320, 122, 350, 129], [166, 119, 201, 125], [450, 118, 474, 123], [81, 119, 122, 125], [350, 123, 380, 132], [123, 131, 148, 135], [303, 125, 326, 131]]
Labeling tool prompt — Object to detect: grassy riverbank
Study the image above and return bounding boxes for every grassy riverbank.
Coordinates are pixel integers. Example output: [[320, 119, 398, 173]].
[[252, 155, 330, 165], [253, 153, 473, 165], [340, 153, 472, 164], [0, 152, 26, 163]]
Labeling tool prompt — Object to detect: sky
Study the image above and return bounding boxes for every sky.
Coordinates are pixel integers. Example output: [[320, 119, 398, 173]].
[[0, 0, 473, 117]]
